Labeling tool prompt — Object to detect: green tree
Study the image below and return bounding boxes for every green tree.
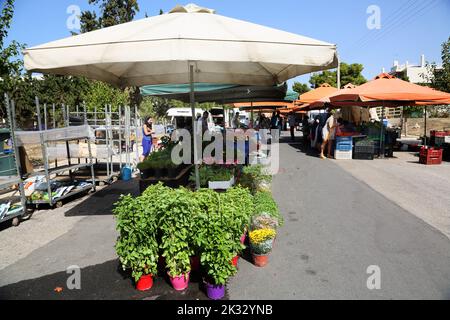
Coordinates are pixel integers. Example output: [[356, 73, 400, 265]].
[[80, 0, 140, 107], [80, 0, 140, 32], [309, 63, 367, 89], [292, 82, 310, 95], [425, 36, 450, 93], [82, 80, 130, 113]]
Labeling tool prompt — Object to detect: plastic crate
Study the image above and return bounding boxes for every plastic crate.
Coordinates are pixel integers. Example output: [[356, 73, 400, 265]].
[[334, 150, 352, 160], [430, 130, 448, 138], [353, 152, 374, 160], [432, 136, 445, 147], [419, 147, 443, 165], [355, 140, 375, 154], [336, 136, 353, 143], [336, 143, 352, 152], [336, 136, 353, 152]]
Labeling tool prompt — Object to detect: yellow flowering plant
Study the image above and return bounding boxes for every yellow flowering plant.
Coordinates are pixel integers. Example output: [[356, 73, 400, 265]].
[[249, 229, 276, 255]]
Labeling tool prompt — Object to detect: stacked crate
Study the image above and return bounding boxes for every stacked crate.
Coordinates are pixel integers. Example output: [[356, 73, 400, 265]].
[[430, 130, 450, 147], [354, 140, 375, 160], [419, 147, 443, 165], [334, 136, 353, 160]]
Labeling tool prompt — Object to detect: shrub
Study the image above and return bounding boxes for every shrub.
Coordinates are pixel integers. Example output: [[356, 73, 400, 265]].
[[239, 164, 272, 193], [114, 194, 159, 282], [159, 187, 198, 277], [253, 191, 283, 226]]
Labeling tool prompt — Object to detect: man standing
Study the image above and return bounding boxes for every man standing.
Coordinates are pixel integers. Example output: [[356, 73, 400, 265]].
[[232, 112, 241, 129]]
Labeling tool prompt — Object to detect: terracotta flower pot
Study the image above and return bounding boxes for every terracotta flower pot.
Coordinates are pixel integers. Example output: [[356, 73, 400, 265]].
[[252, 253, 269, 267]]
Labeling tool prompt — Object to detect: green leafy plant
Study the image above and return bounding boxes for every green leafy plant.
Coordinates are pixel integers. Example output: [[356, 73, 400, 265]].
[[239, 165, 272, 193], [137, 147, 177, 170], [199, 193, 237, 285], [114, 194, 159, 282], [189, 165, 235, 187], [253, 191, 283, 226], [159, 187, 198, 277]]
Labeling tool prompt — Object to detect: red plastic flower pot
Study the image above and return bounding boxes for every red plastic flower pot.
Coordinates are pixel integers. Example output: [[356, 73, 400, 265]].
[[231, 256, 239, 267], [169, 272, 190, 291], [252, 254, 269, 267], [136, 274, 153, 291]]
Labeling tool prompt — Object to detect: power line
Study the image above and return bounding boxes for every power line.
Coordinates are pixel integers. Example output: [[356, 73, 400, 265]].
[[357, 0, 434, 49], [351, 0, 416, 49], [359, 0, 439, 50]]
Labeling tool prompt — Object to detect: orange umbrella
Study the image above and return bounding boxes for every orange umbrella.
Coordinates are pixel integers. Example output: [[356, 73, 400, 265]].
[[296, 83, 337, 104], [330, 73, 450, 105], [293, 83, 337, 111], [329, 73, 450, 156]]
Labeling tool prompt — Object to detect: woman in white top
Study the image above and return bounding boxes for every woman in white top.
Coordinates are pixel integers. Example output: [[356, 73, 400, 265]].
[[320, 109, 339, 159]]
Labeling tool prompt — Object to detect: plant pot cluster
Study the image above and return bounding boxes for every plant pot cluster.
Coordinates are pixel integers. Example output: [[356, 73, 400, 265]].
[[189, 164, 238, 190], [114, 183, 254, 300], [114, 164, 282, 299], [137, 140, 184, 179]]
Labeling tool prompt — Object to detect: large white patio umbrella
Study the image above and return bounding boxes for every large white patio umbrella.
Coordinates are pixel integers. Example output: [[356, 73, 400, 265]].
[[23, 3, 338, 188]]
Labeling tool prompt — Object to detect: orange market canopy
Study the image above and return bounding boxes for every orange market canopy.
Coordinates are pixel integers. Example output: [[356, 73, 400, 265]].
[[296, 83, 337, 104], [330, 73, 450, 106], [293, 83, 337, 111]]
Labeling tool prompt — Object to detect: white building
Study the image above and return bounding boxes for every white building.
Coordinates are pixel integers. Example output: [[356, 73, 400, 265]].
[[377, 55, 442, 118], [390, 54, 434, 84]]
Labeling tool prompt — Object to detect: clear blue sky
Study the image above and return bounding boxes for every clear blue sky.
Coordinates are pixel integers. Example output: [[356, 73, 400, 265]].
[[5, 0, 450, 88]]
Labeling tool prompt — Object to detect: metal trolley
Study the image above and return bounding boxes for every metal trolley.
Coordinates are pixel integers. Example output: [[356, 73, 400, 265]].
[[0, 94, 29, 226], [19, 97, 96, 209]]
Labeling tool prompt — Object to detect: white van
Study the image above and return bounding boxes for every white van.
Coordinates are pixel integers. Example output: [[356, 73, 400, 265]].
[[166, 108, 216, 132]]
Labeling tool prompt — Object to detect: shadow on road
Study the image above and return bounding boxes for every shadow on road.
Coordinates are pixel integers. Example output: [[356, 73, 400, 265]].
[[0, 258, 217, 300], [65, 179, 140, 217]]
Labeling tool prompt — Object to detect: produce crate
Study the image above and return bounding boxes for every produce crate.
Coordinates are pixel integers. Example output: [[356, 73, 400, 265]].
[[431, 132, 448, 147], [335, 136, 353, 152], [353, 152, 374, 160], [419, 147, 443, 165], [354, 140, 375, 154], [334, 150, 352, 160]]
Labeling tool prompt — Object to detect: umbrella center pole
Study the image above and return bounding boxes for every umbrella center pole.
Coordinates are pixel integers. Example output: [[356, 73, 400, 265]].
[[379, 105, 385, 159], [189, 64, 201, 190]]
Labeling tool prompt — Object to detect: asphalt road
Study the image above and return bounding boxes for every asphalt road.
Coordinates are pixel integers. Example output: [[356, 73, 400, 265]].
[[1, 137, 450, 299], [228, 139, 450, 299]]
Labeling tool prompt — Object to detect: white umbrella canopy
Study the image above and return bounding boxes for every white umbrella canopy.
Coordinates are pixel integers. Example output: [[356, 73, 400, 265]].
[[23, 4, 338, 87], [23, 4, 338, 189]]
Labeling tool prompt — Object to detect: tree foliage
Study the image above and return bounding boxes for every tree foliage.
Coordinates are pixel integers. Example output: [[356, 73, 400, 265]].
[[292, 82, 310, 95], [309, 63, 367, 89], [79, 0, 141, 107], [426, 36, 450, 93], [80, 0, 140, 32]]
